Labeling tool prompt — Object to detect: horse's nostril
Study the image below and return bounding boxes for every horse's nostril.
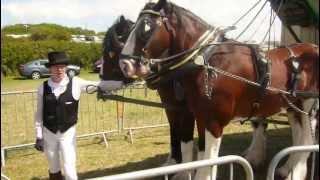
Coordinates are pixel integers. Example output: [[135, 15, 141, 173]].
[[120, 60, 134, 77]]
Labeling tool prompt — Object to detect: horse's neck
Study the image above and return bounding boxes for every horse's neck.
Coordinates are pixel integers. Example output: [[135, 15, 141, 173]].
[[174, 15, 210, 52]]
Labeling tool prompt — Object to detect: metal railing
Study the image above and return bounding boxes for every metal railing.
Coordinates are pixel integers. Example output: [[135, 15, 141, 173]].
[[87, 155, 254, 180], [267, 145, 319, 180], [1, 87, 168, 166]]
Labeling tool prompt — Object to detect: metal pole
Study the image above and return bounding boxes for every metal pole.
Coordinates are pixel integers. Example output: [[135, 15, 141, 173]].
[[87, 155, 253, 180], [1, 149, 5, 167], [229, 163, 234, 180], [267, 145, 319, 180]]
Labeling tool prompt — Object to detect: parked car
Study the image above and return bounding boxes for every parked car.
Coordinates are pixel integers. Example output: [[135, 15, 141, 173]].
[[18, 59, 80, 79], [92, 58, 103, 73]]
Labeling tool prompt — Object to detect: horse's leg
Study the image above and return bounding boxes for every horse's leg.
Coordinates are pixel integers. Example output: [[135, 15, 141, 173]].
[[194, 123, 223, 180], [162, 108, 182, 166], [277, 98, 318, 180], [171, 109, 195, 180], [180, 110, 195, 163], [196, 117, 206, 161], [158, 86, 182, 165], [243, 118, 268, 169]]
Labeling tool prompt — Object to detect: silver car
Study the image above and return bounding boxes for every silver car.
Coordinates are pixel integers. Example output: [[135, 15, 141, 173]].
[[18, 59, 80, 79]]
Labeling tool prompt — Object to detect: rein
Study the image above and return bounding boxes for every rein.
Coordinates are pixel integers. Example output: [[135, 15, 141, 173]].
[[85, 84, 182, 110]]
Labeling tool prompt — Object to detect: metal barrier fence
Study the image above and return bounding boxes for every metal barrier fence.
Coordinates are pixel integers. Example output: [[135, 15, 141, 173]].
[[88, 155, 254, 180], [1, 87, 168, 166], [267, 145, 319, 180]]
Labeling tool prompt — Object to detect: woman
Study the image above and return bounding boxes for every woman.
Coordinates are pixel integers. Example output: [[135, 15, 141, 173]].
[[34, 51, 122, 180]]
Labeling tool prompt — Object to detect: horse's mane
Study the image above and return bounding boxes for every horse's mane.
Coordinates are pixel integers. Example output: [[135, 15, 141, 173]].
[[102, 25, 115, 60], [142, 2, 211, 29], [102, 17, 133, 61]]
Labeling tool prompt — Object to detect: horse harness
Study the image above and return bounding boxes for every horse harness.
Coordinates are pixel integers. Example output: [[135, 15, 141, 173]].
[[119, 9, 318, 117]]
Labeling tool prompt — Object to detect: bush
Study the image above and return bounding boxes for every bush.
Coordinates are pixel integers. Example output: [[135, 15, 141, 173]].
[[1, 39, 102, 76], [30, 27, 71, 41]]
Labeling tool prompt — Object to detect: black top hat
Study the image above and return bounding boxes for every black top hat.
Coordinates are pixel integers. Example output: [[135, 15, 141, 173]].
[[45, 51, 69, 67]]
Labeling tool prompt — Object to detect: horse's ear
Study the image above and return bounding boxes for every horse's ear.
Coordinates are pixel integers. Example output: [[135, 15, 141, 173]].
[[153, 0, 167, 11], [119, 15, 125, 23]]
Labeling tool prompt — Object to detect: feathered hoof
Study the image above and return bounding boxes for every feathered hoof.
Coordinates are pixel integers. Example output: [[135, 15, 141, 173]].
[[170, 171, 194, 180], [243, 154, 265, 171], [274, 167, 289, 180]]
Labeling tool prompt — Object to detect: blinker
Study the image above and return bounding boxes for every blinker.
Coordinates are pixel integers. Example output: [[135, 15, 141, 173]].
[[109, 51, 115, 58]]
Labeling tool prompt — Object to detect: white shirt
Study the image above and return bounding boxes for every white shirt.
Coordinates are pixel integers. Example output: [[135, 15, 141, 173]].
[[35, 75, 123, 139]]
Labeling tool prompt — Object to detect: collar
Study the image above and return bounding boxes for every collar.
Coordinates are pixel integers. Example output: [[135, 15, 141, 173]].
[[48, 75, 69, 88]]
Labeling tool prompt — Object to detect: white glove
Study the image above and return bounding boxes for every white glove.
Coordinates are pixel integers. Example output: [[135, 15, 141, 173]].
[[98, 80, 124, 91]]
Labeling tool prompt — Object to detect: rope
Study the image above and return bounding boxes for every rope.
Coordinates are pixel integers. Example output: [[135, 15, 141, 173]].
[[232, 0, 264, 27], [235, 0, 268, 40], [247, 12, 269, 41], [259, 0, 284, 45]]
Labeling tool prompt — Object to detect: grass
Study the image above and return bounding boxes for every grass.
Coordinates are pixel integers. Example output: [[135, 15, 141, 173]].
[[1, 72, 317, 180], [2, 123, 294, 180]]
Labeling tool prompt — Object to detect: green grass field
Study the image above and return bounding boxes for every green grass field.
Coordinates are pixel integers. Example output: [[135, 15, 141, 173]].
[[0, 71, 302, 180]]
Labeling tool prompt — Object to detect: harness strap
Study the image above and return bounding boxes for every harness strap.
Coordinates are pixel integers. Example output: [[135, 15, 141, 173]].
[[140, 9, 161, 16], [146, 27, 219, 86], [169, 27, 219, 70], [160, 9, 176, 38]]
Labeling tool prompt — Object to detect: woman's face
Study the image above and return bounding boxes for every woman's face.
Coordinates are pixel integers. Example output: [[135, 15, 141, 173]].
[[49, 64, 66, 82]]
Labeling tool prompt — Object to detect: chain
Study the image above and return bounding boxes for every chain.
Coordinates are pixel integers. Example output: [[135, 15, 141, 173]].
[[208, 65, 290, 94], [204, 65, 212, 99], [281, 94, 310, 115], [205, 64, 315, 116]]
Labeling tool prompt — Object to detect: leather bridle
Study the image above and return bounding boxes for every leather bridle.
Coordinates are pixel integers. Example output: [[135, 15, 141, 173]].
[[120, 9, 189, 70]]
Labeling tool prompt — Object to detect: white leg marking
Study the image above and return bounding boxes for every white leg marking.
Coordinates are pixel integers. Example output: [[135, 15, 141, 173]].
[[279, 99, 316, 180], [171, 141, 194, 180], [197, 151, 205, 161], [277, 111, 301, 178], [244, 121, 267, 168], [194, 129, 222, 180], [162, 154, 178, 166], [181, 141, 194, 163]]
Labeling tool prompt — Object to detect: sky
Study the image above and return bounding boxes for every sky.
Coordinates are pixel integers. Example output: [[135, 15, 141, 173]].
[[1, 0, 282, 42]]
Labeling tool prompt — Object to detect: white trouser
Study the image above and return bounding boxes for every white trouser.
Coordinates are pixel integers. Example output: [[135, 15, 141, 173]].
[[43, 126, 77, 180]]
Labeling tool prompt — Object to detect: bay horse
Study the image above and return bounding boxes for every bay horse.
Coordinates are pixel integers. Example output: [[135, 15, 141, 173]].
[[99, 15, 275, 176], [99, 15, 197, 172], [119, 0, 319, 180]]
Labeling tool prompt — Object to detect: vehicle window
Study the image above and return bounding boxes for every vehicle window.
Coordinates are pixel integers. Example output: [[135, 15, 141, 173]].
[[34, 61, 40, 66], [40, 61, 48, 66]]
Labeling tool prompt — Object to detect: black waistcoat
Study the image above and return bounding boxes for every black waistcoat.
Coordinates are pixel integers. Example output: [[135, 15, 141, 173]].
[[43, 78, 79, 133]]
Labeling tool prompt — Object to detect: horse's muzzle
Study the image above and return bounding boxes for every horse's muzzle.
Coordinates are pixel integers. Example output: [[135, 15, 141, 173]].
[[119, 59, 138, 78]]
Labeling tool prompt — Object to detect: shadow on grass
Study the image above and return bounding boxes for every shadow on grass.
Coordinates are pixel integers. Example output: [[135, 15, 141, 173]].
[[78, 127, 318, 180], [12, 77, 29, 80], [12, 76, 49, 80], [88, 71, 99, 74]]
